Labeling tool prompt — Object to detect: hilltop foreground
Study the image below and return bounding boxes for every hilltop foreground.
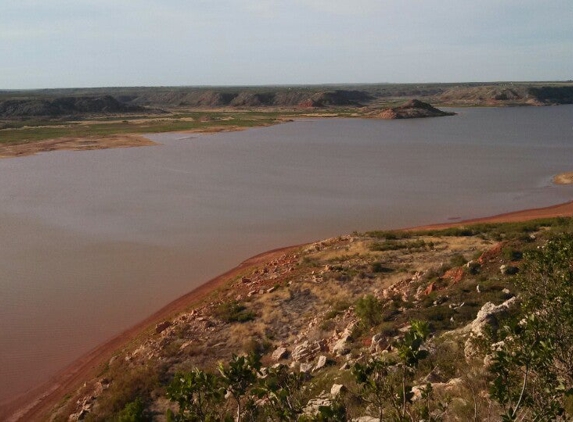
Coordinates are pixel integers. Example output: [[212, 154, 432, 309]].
[[6, 199, 573, 421]]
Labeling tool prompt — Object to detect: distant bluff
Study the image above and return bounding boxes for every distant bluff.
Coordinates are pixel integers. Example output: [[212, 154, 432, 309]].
[[141, 89, 374, 108], [377, 99, 455, 119], [0, 95, 145, 117], [2, 84, 572, 118]]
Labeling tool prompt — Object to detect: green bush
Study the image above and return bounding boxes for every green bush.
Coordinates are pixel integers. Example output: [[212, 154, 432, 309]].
[[371, 262, 394, 273], [214, 301, 256, 323], [117, 397, 150, 422], [355, 294, 384, 327]]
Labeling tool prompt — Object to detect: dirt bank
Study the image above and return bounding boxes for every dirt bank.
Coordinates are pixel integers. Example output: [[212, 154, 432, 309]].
[[0, 135, 156, 159]]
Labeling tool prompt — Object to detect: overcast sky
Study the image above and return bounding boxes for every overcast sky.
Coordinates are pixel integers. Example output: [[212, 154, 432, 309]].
[[1, 0, 572, 89]]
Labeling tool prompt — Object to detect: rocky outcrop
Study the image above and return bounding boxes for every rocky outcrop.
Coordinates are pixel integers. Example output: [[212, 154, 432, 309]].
[[378, 99, 455, 119], [463, 297, 518, 360]]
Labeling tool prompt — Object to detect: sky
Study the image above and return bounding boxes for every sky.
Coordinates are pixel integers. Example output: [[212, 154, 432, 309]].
[[1, 0, 572, 89]]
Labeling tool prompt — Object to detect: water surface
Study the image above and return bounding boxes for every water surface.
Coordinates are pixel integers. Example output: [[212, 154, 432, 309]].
[[0, 105, 572, 401]]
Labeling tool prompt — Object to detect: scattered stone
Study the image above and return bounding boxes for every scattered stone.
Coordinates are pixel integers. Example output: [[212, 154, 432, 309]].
[[300, 363, 313, 373]]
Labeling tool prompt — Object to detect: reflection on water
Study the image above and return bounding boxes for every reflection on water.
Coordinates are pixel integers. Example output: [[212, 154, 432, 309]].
[[0, 105, 572, 401]]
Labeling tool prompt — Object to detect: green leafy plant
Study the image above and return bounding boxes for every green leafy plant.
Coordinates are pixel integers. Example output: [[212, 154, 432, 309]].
[[352, 321, 433, 421], [166, 368, 225, 422], [488, 234, 573, 420]]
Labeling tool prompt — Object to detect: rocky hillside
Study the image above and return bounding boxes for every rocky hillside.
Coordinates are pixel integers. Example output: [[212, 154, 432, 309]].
[[377, 99, 455, 119], [43, 217, 573, 421], [0, 95, 146, 117]]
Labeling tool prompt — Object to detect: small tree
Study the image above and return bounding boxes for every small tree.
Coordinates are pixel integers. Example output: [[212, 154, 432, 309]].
[[166, 368, 225, 422], [254, 364, 306, 421], [219, 353, 262, 422], [488, 234, 573, 420], [353, 320, 432, 421], [117, 397, 150, 422]]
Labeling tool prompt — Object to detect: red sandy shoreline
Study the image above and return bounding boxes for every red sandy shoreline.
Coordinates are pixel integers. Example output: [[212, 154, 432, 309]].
[[2, 200, 573, 421]]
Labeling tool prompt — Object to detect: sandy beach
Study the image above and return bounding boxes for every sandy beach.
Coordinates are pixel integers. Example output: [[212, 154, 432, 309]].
[[2, 198, 572, 421]]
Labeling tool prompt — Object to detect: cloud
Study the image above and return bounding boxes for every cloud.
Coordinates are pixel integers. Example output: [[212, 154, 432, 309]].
[[293, 0, 383, 15]]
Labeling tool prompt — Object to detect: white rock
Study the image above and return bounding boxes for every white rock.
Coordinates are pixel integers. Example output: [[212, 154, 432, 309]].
[[271, 347, 288, 361], [330, 384, 346, 397], [314, 355, 327, 372]]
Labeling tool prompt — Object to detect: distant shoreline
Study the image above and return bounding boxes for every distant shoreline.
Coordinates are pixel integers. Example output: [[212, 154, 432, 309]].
[[2, 197, 573, 421]]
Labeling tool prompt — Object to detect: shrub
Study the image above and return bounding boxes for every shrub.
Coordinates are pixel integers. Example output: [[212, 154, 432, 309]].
[[355, 294, 383, 327], [371, 262, 394, 273], [449, 254, 467, 267], [117, 397, 150, 422], [214, 301, 256, 323]]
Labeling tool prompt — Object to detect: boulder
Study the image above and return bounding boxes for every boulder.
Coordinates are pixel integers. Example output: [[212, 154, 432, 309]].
[[314, 355, 327, 372], [271, 347, 288, 361], [330, 384, 347, 397]]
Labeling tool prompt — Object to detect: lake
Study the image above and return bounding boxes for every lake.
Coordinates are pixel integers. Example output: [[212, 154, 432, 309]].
[[0, 105, 572, 402]]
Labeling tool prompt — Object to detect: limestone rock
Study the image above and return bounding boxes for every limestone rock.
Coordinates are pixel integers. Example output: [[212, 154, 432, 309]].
[[314, 355, 327, 372], [292, 340, 323, 362], [330, 383, 346, 397], [463, 297, 517, 359], [333, 337, 351, 356], [271, 347, 288, 361]]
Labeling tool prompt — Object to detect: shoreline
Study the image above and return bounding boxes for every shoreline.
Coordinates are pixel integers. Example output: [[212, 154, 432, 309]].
[[2, 199, 573, 421]]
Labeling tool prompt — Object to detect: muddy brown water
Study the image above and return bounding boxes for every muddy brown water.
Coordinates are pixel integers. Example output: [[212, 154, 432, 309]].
[[0, 105, 572, 402]]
